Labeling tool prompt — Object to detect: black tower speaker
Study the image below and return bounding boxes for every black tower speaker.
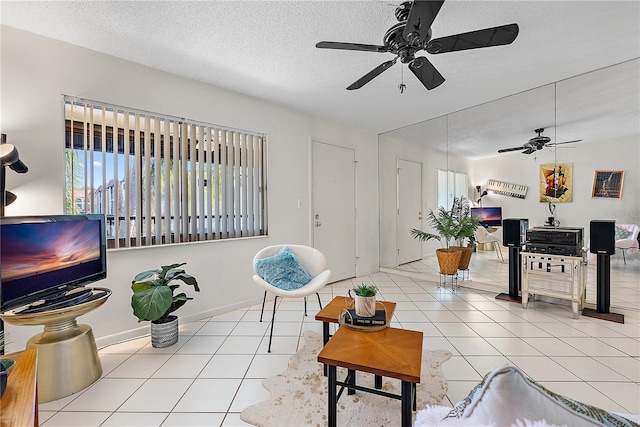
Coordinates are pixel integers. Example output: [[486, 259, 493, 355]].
[[503, 218, 529, 247], [583, 220, 624, 323], [590, 220, 615, 255], [496, 218, 528, 304]]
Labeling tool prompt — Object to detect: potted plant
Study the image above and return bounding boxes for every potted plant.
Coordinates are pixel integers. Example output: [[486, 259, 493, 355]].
[[131, 263, 200, 348], [410, 202, 463, 275], [351, 283, 378, 317], [450, 197, 481, 270]]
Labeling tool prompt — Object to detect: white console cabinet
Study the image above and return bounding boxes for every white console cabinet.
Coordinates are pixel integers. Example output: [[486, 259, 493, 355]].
[[520, 252, 586, 319]]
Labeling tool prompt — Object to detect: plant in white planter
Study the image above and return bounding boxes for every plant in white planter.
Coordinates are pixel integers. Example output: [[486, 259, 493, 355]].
[[352, 283, 378, 317], [131, 263, 200, 348]]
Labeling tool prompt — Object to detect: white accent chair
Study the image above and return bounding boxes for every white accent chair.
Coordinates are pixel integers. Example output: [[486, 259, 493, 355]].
[[616, 224, 640, 264], [253, 244, 331, 352], [474, 227, 504, 261]]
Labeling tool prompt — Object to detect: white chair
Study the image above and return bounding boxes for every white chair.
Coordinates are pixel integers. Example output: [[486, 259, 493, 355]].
[[615, 224, 640, 264], [253, 244, 331, 352], [474, 227, 504, 261]]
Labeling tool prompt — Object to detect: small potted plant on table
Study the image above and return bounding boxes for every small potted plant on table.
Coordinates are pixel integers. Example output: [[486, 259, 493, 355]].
[[352, 283, 379, 317], [131, 263, 200, 348]]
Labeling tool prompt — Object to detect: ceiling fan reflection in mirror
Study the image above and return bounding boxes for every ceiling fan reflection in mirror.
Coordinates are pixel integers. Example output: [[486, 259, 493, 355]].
[[315, 0, 519, 92], [498, 128, 583, 155]]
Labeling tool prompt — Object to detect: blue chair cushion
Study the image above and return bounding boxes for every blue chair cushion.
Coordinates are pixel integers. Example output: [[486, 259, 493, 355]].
[[615, 227, 632, 240], [254, 246, 313, 291]]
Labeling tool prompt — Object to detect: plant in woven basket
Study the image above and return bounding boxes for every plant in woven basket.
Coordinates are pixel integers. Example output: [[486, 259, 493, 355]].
[[450, 197, 480, 247], [410, 198, 475, 275], [449, 197, 481, 270], [131, 263, 200, 323], [410, 206, 461, 251], [410, 197, 479, 249]]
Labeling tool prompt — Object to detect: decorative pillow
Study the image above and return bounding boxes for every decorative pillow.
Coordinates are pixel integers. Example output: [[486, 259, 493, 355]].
[[254, 246, 313, 291], [615, 227, 633, 240], [442, 365, 638, 427], [415, 405, 570, 427]]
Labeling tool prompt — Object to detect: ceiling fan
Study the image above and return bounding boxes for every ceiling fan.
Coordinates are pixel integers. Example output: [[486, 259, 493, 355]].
[[315, 0, 519, 91], [498, 128, 583, 155]]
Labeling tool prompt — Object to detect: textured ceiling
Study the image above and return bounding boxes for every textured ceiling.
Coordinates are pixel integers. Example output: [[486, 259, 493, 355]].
[[2, 0, 639, 159]]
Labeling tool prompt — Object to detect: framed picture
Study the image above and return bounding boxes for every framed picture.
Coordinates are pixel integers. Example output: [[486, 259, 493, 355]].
[[540, 163, 572, 203], [592, 170, 624, 198]]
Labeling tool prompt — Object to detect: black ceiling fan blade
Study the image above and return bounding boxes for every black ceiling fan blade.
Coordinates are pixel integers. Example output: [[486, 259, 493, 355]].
[[427, 23, 519, 54], [403, 0, 445, 44], [549, 139, 583, 146], [347, 59, 397, 90], [316, 41, 389, 53], [408, 56, 445, 90], [497, 146, 526, 153]]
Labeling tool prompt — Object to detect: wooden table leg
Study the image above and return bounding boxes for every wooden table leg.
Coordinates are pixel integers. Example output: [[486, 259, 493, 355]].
[[328, 365, 337, 427]]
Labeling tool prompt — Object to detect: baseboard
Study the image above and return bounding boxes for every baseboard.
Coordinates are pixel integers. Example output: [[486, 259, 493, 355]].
[[94, 298, 263, 349]]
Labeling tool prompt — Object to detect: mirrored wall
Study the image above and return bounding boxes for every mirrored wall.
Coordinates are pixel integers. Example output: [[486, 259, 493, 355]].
[[379, 58, 640, 311]]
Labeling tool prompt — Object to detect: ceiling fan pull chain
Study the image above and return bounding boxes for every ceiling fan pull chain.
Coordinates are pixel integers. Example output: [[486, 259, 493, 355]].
[[399, 65, 406, 93]]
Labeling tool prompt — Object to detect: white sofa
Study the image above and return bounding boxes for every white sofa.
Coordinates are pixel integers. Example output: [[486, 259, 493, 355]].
[[415, 366, 640, 427]]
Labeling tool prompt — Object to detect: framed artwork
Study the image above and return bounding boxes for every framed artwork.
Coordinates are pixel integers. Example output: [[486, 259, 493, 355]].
[[592, 170, 624, 198], [539, 163, 573, 203]]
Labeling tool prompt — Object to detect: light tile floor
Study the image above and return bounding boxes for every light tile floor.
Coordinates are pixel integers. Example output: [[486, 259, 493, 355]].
[[39, 251, 639, 426]]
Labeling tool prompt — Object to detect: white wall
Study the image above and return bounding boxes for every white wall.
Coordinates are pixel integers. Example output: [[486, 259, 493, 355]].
[[1, 26, 380, 352], [471, 135, 640, 245]]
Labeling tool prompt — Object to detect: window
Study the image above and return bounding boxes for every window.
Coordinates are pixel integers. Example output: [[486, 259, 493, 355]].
[[437, 169, 468, 209], [64, 96, 268, 249]]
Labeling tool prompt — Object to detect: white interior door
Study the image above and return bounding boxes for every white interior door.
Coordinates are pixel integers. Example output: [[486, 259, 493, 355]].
[[312, 142, 356, 282], [397, 159, 422, 265]]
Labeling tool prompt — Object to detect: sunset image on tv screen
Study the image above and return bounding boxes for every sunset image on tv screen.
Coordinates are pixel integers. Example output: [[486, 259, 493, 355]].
[[1, 220, 100, 282]]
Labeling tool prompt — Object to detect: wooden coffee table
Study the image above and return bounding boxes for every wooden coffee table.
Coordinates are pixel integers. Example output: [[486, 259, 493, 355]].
[[315, 296, 396, 345], [317, 326, 423, 427]]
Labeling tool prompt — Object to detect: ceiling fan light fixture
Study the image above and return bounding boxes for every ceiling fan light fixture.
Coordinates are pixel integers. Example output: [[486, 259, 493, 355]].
[[315, 0, 519, 91], [499, 128, 582, 155]]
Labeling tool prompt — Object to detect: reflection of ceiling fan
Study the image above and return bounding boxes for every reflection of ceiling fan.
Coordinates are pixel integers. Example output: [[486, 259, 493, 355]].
[[498, 128, 583, 155], [315, 0, 519, 91]]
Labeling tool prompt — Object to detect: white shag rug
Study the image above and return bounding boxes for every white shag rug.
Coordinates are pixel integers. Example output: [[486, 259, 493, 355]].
[[241, 330, 451, 427]]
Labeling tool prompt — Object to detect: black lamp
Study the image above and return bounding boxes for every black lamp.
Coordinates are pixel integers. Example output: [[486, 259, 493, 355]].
[[476, 186, 488, 206], [5, 191, 17, 206], [0, 143, 28, 173], [1, 134, 29, 216]]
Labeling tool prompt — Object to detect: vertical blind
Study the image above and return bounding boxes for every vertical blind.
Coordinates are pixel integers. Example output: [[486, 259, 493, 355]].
[[64, 96, 268, 248]]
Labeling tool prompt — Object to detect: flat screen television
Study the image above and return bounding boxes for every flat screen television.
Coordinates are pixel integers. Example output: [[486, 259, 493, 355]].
[[471, 207, 503, 228], [0, 214, 107, 309]]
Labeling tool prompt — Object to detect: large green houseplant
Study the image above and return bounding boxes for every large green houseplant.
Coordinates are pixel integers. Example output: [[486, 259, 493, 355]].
[[449, 197, 481, 270], [410, 197, 478, 274], [131, 263, 200, 347]]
